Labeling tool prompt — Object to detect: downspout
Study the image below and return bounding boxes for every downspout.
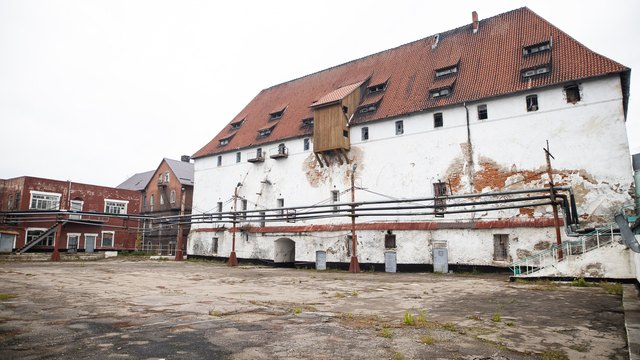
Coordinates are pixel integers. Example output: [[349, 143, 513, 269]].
[[463, 103, 475, 219], [633, 153, 640, 216]]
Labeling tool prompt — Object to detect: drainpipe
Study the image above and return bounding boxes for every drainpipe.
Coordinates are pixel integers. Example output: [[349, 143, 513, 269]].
[[633, 153, 640, 216]]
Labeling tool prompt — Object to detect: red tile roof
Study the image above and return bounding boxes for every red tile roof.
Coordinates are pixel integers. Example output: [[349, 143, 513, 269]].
[[193, 7, 629, 159], [311, 81, 366, 108]]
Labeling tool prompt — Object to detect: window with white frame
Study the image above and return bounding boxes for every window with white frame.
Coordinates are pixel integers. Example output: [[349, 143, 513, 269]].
[[361, 127, 369, 141], [303, 138, 310, 151], [104, 199, 128, 214], [26, 228, 55, 246], [67, 233, 80, 250], [101, 231, 114, 247], [164, 171, 170, 182], [395, 120, 404, 135], [217, 156, 222, 166], [29, 191, 61, 210], [236, 152, 241, 163], [70, 200, 83, 220], [331, 190, 340, 213]]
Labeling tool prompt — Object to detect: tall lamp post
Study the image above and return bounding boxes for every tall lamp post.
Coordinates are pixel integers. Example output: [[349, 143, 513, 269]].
[[175, 187, 186, 261], [349, 163, 360, 273], [228, 183, 241, 266]]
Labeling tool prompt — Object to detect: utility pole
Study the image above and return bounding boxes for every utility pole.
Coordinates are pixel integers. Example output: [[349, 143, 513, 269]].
[[349, 163, 360, 273], [228, 183, 241, 266], [175, 188, 186, 261], [544, 141, 563, 260]]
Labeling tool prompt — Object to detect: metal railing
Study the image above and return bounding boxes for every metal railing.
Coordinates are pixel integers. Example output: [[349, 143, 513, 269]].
[[509, 223, 617, 276]]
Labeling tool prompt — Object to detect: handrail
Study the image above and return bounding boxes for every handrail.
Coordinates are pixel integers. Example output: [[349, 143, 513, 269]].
[[509, 222, 617, 275]]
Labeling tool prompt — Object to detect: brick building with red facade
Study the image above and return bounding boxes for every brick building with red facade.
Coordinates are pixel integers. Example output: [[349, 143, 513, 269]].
[[0, 176, 141, 253]]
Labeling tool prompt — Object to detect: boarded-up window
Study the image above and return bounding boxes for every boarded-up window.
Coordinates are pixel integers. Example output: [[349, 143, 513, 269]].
[[493, 234, 509, 261], [385, 233, 396, 249], [434, 182, 447, 216]]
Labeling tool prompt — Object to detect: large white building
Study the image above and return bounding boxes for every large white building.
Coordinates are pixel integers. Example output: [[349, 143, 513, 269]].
[[187, 8, 636, 276]]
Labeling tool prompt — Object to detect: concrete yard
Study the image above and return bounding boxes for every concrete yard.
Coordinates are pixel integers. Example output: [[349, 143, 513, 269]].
[[0, 258, 629, 359]]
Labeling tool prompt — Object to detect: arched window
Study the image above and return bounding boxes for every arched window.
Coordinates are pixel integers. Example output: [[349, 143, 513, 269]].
[[171, 190, 176, 203]]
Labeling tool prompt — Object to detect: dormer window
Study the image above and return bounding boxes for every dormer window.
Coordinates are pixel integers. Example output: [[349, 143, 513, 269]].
[[431, 87, 450, 98], [301, 118, 314, 127], [230, 118, 245, 130], [269, 105, 287, 121], [257, 124, 276, 138], [359, 104, 377, 113], [368, 78, 389, 93], [522, 66, 549, 78], [523, 41, 551, 56], [435, 66, 457, 77], [219, 135, 234, 146]]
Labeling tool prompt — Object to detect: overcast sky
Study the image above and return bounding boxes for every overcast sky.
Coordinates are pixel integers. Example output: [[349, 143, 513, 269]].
[[1, 0, 639, 187]]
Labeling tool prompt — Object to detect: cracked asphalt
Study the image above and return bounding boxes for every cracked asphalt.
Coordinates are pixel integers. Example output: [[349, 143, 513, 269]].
[[0, 258, 629, 359]]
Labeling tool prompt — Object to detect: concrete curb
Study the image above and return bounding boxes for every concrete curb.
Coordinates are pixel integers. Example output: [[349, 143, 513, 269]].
[[624, 284, 640, 360]]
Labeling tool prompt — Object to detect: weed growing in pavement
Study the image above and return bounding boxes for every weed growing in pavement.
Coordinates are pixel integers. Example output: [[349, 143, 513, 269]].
[[467, 315, 482, 321], [416, 310, 427, 325], [293, 308, 301, 314], [443, 323, 457, 331], [0, 294, 17, 300], [334, 292, 345, 298], [369, 265, 375, 273], [505, 321, 515, 327], [421, 334, 436, 345], [571, 278, 588, 287], [599, 282, 623, 295], [351, 289, 358, 297], [391, 352, 404, 360], [379, 327, 391, 338], [492, 305, 501, 322], [403, 311, 414, 325]]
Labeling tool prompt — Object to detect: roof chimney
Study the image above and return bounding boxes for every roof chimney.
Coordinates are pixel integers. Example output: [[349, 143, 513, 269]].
[[472, 11, 478, 33], [181, 155, 191, 162]]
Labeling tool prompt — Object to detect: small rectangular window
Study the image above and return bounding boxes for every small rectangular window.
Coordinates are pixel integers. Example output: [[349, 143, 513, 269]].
[[259, 212, 266, 227], [526, 95, 538, 112], [7, 195, 13, 210], [101, 231, 114, 247], [434, 113, 443, 128], [361, 127, 369, 141], [493, 234, 509, 261], [478, 105, 487, 120], [395, 120, 404, 135], [303, 138, 310, 151], [217, 202, 223, 220], [212, 237, 218, 254], [343, 130, 349, 137], [143, 196, 147, 207], [277, 198, 284, 215], [13, 193, 20, 210], [565, 85, 581, 104], [331, 190, 340, 213], [385, 233, 396, 249], [241, 199, 247, 219], [164, 171, 170, 182], [170, 190, 176, 204], [217, 156, 222, 166], [236, 152, 241, 163]]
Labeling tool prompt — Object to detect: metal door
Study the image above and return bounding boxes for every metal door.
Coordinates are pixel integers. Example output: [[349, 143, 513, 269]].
[[433, 248, 448, 273], [85, 235, 95, 253], [385, 251, 397, 273], [0, 233, 15, 253]]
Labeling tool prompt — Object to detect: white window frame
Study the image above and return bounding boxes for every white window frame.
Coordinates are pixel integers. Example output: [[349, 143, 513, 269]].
[[104, 199, 128, 214], [66, 233, 81, 249], [395, 120, 404, 135], [164, 171, 170, 182], [101, 231, 115, 247], [84, 233, 98, 250], [171, 190, 176, 204], [70, 200, 84, 220], [26, 228, 56, 247], [217, 156, 222, 166], [29, 191, 61, 210]]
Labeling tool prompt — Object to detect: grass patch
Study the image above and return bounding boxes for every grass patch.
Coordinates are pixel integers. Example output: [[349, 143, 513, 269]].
[[505, 321, 515, 327], [599, 281, 623, 295], [293, 308, 301, 314], [334, 292, 345, 298], [416, 310, 427, 325], [421, 334, 436, 345], [492, 305, 501, 322], [391, 353, 405, 360], [542, 350, 569, 360], [379, 327, 391, 338], [569, 343, 588, 352], [0, 294, 17, 300], [467, 315, 482, 321]]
